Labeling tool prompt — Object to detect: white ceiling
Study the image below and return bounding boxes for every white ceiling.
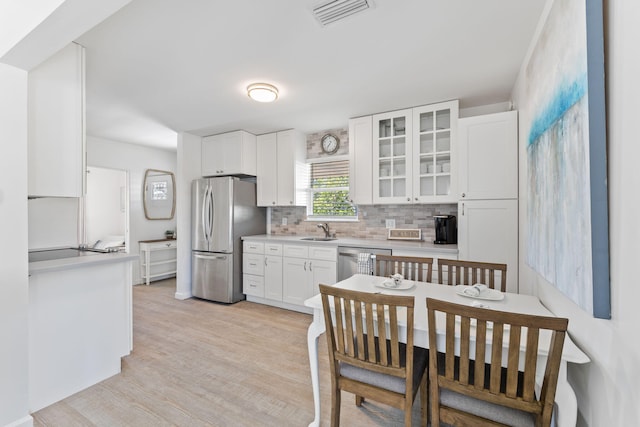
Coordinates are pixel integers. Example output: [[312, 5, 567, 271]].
[[75, 0, 547, 150]]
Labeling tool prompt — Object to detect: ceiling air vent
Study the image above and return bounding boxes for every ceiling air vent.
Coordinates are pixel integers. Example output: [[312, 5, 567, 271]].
[[312, 0, 374, 27]]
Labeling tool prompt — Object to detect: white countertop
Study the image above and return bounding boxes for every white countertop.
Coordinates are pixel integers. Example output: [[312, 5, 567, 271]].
[[29, 251, 138, 275], [241, 234, 458, 254]]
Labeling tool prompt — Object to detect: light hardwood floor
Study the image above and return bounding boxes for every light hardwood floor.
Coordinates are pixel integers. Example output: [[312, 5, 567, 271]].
[[32, 279, 422, 426]]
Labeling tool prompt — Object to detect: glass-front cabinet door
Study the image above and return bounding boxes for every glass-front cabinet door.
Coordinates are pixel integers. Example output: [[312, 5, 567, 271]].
[[372, 109, 413, 204], [412, 100, 458, 203]]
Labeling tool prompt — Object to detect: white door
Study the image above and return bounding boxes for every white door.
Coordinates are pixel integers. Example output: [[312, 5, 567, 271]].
[[257, 133, 278, 206], [310, 260, 337, 296], [458, 111, 518, 200], [282, 257, 311, 305], [264, 256, 283, 301], [458, 199, 518, 292]]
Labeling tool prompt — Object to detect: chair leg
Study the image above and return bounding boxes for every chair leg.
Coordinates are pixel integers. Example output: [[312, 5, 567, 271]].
[[331, 387, 341, 427], [420, 372, 428, 427], [355, 395, 364, 406], [404, 398, 412, 427]]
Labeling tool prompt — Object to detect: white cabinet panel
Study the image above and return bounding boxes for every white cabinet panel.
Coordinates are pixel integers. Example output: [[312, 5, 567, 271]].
[[458, 199, 518, 292], [243, 274, 264, 297], [257, 129, 307, 207], [264, 256, 283, 300], [458, 111, 518, 200], [28, 42, 85, 197], [256, 132, 278, 206], [348, 116, 373, 205], [243, 253, 264, 276], [282, 257, 311, 305], [310, 259, 337, 296], [202, 130, 256, 177]]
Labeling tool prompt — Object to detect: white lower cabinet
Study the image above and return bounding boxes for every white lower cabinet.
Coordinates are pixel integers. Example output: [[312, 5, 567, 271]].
[[243, 240, 336, 312], [282, 245, 337, 305], [457, 199, 518, 292]]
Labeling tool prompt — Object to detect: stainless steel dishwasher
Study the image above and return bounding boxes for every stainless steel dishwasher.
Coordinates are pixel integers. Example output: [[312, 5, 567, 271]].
[[337, 246, 392, 281]]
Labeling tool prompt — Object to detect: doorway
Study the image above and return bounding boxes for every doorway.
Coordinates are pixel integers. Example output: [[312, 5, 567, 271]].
[[85, 166, 129, 251]]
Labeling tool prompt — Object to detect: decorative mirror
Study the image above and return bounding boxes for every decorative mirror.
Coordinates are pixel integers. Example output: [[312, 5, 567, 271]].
[[143, 169, 176, 220]]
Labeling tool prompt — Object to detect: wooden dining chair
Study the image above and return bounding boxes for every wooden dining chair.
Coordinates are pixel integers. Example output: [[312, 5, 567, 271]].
[[437, 259, 507, 291], [374, 255, 434, 282], [426, 298, 568, 427], [319, 284, 428, 427]]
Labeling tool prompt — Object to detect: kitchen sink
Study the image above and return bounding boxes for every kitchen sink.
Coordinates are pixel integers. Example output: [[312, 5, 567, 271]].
[[301, 237, 337, 241]]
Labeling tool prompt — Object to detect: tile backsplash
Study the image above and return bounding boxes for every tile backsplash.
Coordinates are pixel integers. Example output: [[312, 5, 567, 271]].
[[270, 203, 458, 241]]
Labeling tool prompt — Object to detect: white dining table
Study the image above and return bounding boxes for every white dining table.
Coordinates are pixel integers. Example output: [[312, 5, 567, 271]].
[[304, 274, 590, 427]]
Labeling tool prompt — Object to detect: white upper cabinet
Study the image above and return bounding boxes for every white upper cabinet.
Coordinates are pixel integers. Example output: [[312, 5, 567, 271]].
[[412, 101, 459, 203], [28, 42, 85, 197], [256, 129, 308, 207], [201, 130, 257, 177], [458, 111, 518, 200], [348, 116, 373, 205], [371, 100, 458, 204], [372, 108, 413, 204]]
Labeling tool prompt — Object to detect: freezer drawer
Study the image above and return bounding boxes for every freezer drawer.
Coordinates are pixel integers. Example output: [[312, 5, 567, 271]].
[[192, 251, 234, 302]]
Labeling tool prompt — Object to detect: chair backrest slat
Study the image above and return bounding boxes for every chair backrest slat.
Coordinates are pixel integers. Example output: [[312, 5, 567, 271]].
[[374, 255, 434, 283], [437, 259, 507, 292]]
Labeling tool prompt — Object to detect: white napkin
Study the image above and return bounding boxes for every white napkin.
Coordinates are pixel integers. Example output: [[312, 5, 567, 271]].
[[463, 283, 488, 297], [382, 279, 398, 288]]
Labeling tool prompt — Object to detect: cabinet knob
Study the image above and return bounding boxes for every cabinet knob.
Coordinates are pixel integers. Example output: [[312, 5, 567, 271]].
[[461, 193, 466, 198], [414, 197, 418, 201], [407, 198, 410, 202], [290, 201, 293, 204], [272, 201, 276, 205]]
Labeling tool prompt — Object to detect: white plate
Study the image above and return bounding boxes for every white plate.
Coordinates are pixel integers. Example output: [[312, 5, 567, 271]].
[[374, 280, 416, 291], [454, 285, 504, 301]]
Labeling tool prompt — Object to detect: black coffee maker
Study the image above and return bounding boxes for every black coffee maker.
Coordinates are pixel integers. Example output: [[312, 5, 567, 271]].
[[434, 215, 457, 244]]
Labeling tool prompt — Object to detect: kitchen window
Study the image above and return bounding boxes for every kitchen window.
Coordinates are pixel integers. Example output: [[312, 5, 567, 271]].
[[307, 159, 357, 220]]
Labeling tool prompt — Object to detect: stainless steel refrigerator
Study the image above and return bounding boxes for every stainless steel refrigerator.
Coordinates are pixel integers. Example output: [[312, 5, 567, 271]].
[[191, 177, 266, 303]]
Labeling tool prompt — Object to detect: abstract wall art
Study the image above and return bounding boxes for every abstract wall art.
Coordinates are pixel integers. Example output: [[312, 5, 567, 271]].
[[523, 0, 610, 318]]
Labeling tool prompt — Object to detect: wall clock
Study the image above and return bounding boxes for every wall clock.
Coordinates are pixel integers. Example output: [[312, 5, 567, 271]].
[[321, 134, 340, 154]]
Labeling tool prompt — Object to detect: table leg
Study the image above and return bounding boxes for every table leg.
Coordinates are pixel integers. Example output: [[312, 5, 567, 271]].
[[307, 310, 325, 427], [554, 361, 577, 427]]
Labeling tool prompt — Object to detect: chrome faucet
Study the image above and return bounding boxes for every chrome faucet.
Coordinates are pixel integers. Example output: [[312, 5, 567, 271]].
[[317, 223, 330, 239]]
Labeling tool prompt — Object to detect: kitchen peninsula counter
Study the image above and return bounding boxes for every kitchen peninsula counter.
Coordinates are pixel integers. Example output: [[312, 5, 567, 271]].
[[28, 250, 136, 412]]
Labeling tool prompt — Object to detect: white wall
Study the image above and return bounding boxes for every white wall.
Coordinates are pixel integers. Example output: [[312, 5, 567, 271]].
[[175, 132, 202, 299], [0, 63, 31, 427], [28, 198, 79, 250], [512, 1, 640, 425], [87, 136, 176, 284]]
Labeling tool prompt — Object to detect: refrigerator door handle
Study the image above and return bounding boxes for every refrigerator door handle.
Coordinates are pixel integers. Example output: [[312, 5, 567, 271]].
[[209, 189, 215, 242], [202, 184, 211, 242], [194, 253, 228, 261]]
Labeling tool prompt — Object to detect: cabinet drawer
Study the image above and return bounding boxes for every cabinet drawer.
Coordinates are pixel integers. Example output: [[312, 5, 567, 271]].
[[141, 240, 177, 250], [309, 246, 337, 261], [283, 244, 309, 259], [264, 243, 283, 256], [243, 254, 264, 275], [243, 241, 264, 254], [243, 274, 264, 297]]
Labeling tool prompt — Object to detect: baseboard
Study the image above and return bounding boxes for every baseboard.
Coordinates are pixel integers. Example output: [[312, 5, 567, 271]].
[[174, 291, 192, 300], [5, 415, 34, 427], [245, 295, 312, 314]]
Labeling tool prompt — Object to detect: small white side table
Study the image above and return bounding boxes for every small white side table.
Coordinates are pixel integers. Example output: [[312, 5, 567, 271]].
[[139, 239, 177, 285]]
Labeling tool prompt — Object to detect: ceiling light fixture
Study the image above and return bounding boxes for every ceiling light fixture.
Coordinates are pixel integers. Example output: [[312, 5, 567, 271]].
[[247, 83, 279, 103]]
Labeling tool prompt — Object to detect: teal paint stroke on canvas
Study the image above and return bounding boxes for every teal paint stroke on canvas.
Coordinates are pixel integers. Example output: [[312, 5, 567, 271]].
[[528, 74, 588, 146]]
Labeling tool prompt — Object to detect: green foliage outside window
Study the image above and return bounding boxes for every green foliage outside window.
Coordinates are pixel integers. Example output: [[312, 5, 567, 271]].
[[310, 175, 356, 217]]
